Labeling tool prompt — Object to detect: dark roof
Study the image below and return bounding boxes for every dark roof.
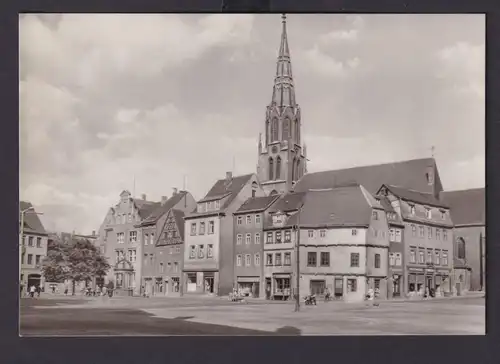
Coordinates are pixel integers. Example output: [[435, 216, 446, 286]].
[[378, 196, 395, 212], [20, 201, 47, 235], [140, 191, 189, 226], [235, 195, 280, 214], [285, 186, 373, 227], [383, 185, 448, 208], [133, 199, 161, 219], [293, 158, 442, 195], [189, 174, 254, 216], [172, 209, 186, 241], [440, 188, 485, 226], [268, 191, 307, 213]]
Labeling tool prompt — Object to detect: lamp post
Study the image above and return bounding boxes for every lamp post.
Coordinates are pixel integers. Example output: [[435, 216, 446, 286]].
[[294, 203, 304, 312], [19, 206, 43, 294]]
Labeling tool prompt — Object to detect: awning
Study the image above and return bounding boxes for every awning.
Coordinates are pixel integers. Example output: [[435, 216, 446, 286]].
[[237, 276, 260, 283], [273, 274, 291, 279]]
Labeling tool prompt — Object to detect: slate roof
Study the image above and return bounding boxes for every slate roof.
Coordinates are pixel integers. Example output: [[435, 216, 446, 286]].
[[139, 191, 189, 226], [235, 195, 280, 214], [383, 185, 449, 208], [284, 186, 374, 228], [293, 158, 442, 195], [133, 199, 161, 220], [172, 209, 186, 241], [440, 188, 485, 226], [20, 201, 47, 235], [268, 191, 307, 213]]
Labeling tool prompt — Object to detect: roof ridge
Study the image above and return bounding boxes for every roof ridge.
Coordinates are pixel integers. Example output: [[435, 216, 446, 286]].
[[387, 184, 434, 195]]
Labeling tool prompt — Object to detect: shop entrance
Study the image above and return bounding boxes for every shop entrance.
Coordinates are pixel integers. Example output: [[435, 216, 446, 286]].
[[334, 278, 343, 298], [204, 276, 214, 294], [265, 278, 272, 299], [27, 274, 41, 289], [310, 280, 326, 295]]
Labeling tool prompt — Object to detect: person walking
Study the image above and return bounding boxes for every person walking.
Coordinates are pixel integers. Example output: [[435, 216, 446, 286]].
[[36, 285, 41, 298], [29, 285, 36, 298]]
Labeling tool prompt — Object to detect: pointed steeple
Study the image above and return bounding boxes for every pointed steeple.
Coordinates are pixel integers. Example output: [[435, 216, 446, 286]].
[[271, 14, 296, 108]]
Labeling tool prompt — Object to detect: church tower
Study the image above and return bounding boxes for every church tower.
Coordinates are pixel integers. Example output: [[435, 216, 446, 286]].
[[257, 14, 307, 196]]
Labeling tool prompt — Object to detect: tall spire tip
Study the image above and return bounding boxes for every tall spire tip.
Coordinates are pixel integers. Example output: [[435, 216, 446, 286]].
[[282, 13, 286, 22]]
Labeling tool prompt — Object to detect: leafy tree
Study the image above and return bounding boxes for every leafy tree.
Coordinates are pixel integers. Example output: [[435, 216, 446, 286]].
[[42, 236, 110, 294]]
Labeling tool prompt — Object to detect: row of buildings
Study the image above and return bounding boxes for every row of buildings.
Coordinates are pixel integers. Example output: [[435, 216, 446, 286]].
[[93, 15, 485, 302]]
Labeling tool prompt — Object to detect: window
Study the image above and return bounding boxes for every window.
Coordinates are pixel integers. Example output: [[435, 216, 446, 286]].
[[411, 225, 417, 237], [128, 249, 137, 262], [395, 253, 402, 266], [276, 231, 282, 243], [255, 214, 261, 225], [129, 231, 137, 243], [174, 262, 179, 272], [207, 244, 213, 258], [373, 229, 378, 237], [374, 253, 381, 268], [410, 205, 416, 215], [347, 279, 357, 292], [350, 253, 360, 267], [189, 246, 196, 259], [307, 252, 317, 267], [457, 238, 466, 259], [27, 254, 33, 265], [320, 252, 330, 266], [117, 233, 124, 244], [389, 253, 395, 266], [160, 262, 164, 273], [284, 230, 291, 242], [149, 254, 154, 265], [26, 237, 32, 247], [434, 251, 440, 264], [374, 279, 381, 290], [35, 255, 41, 265], [199, 222, 206, 235], [268, 157, 274, 180], [176, 245, 181, 254], [198, 245, 205, 258], [443, 230, 448, 241], [237, 216, 243, 225], [419, 250, 425, 264], [308, 230, 314, 238], [208, 221, 215, 234], [144, 234, 149, 246], [255, 253, 261, 266], [436, 229, 441, 240], [427, 227, 432, 239], [169, 247, 174, 255], [275, 253, 282, 266], [372, 211, 378, 220], [143, 254, 148, 266], [190, 223, 197, 235], [352, 229, 357, 236], [236, 234, 242, 245], [410, 249, 416, 263], [246, 215, 252, 225], [255, 233, 261, 244], [36, 237, 42, 248], [284, 252, 291, 265], [395, 230, 401, 242], [442, 251, 449, 265], [266, 253, 273, 266], [245, 233, 251, 244], [245, 254, 251, 266], [419, 226, 424, 238], [215, 200, 220, 209], [236, 255, 242, 266], [441, 211, 446, 220], [150, 233, 155, 245], [320, 230, 326, 238], [266, 232, 273, 243], [426, 208, 432, 219], [427, 250, 432, 263], [389, 229, 395, 242]]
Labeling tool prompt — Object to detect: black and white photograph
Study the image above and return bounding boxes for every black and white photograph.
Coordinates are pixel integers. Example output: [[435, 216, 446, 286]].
[[19, 13, 485, 336]]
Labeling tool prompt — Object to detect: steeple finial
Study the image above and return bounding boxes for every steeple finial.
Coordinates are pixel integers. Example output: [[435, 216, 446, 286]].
[[272, 14, 295, 107]]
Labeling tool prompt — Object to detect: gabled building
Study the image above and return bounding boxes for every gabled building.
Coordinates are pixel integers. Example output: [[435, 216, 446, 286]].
[[233, 195, 280, 298], [20, 201, 48, 291], [136, 189, 196, 296], [378, 184, 454, 297], [441, 188, 485, 292], [183, 172, 265, 296]]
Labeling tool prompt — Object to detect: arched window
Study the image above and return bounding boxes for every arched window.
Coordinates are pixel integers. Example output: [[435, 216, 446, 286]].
[[276, 156, 281, 180], [282, 118, 290, 140], [457, 238, 466, 259], [291, 157, 296, 181], [294, 120, 299, 143], [251, 181, 258, 198], [268, 157, 274, 180], [296, 159, 301, 180], [266, 120, 270, 145], [271, 118, 279, 142]]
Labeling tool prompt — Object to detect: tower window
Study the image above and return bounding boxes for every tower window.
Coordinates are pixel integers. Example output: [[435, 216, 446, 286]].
[[268, 157, 274, 180], [282, 118, 290, 140], [276, 156, 281, 180], [271, 118, 279, 142]]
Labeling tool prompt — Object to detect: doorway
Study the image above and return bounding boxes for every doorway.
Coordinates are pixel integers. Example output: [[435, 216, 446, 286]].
[[310, 280, 326, 295], [334, 278, 343, 298], [27, 274, 41, 289], [265, 278, 271, 299], [204, 276, 214, 294]]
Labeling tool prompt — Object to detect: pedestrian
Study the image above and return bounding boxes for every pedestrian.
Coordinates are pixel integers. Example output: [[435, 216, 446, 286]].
[[36, 285, 41, 298], [20, 284, 24, 297], [51, 285, 56, 294], [29, 285, 36, 298]]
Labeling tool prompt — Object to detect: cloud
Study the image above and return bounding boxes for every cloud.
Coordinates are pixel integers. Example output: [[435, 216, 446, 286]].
[[301, 46, 360, 77]]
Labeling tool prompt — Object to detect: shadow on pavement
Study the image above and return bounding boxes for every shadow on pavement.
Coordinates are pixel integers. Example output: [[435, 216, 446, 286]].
[[275, 326, 302, 335]]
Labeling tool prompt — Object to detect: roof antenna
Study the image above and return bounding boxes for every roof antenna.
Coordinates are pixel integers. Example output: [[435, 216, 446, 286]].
[[431, 146, 435, 158]]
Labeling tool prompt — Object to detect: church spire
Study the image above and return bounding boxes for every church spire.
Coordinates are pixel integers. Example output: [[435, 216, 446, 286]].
[[271, 14, 295, 108]]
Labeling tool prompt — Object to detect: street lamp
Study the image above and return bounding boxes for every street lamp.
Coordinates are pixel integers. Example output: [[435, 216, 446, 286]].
[[19, 206, 43, 292]]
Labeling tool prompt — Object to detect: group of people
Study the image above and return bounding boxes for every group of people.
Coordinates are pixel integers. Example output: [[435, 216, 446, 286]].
[[20, 284, 42, 298]]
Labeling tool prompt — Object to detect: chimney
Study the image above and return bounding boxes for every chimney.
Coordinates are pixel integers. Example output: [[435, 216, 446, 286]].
[[161, 196, 168, 205], [172, 188, 178, 196], [92, 230, 96, 236], [141, 194, 146, 201], [226, 171, 232, 182]]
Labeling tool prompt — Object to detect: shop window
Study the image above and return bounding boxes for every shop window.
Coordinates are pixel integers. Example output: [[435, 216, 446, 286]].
[[347, 279, 357, 292]]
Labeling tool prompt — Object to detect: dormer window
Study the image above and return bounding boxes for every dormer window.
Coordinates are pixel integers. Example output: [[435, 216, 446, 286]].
[[440, 210, 446, 220], [410, 205, 416, 215], [215, 200, 220, 209]]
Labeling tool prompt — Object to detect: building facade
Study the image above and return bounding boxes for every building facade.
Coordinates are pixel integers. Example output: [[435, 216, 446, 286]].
[[183, 172, 265, 296], [138, 190, 196, 297], [378, 185, 455, 297], [20, 201, 48, 292], [233, 195, 280, 298], [256, 14, 306, 196]]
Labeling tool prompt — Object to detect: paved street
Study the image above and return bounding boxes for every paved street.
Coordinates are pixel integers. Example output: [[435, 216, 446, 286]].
[[20, 294, 485, 336]]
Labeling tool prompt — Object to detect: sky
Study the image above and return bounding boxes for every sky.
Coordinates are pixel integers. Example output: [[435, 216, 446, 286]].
[[19, 14, 485, 234]]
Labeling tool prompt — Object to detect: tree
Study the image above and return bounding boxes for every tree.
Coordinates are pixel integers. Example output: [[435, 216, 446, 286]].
[[42, 236, 110, 294]]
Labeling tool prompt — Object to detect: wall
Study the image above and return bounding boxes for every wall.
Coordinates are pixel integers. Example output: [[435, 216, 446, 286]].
[[21, 234, 48, 289], [184, 216, 221, 272], [454, 225, 485, 291]]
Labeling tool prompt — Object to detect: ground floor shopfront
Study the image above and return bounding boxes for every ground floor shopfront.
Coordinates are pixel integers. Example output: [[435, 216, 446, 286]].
[[142, 275, 181, 297], [407, 266, 453, 297], [20, 268, 45, 293], [236, 276, 261, 298], [183, 270, 219, 295]]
